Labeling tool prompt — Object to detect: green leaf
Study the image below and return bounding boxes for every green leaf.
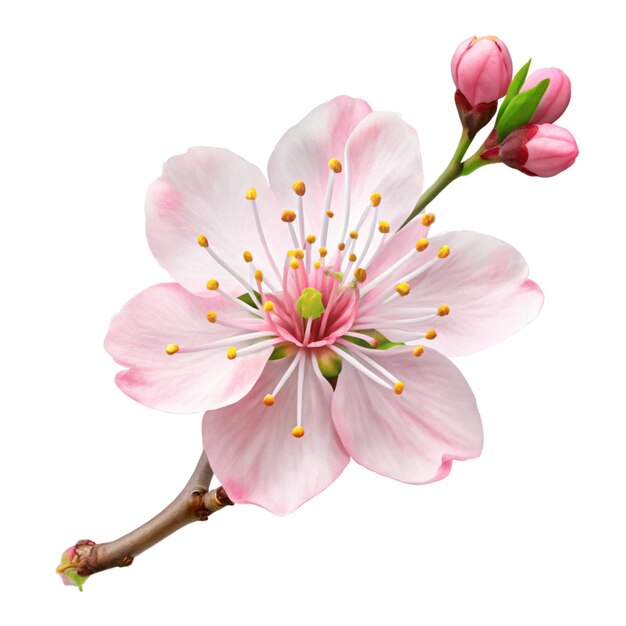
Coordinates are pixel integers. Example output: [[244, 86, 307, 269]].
[[295, 288, 325, 320], [496, 58, 532, 125], [496, 78, 550, 141]]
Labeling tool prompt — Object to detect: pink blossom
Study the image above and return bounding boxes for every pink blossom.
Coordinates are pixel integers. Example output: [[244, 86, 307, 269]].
[[106, 96, 543, 515], [522, 67, 571, 124], [486, 123, 579, 177], [451, 36, 513, 106]]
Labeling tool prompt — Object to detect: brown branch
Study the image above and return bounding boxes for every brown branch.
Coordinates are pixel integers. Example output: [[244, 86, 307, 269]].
[[59, 452, 233, 580]]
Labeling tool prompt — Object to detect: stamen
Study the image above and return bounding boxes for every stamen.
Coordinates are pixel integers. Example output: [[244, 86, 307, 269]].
[[395, 283, 411, 296], [378, 221, 390, 234], [338, 340, 401, 386], [197, 235, 209, 247], [247, 191, 282, 282], [319, 247, 328, 258], [359, 243, 422, 297], [263, 394, 275, 406], [425, 329, 437, 340], [416, 238, 429, 252], [227, 346, 237, 360], [236, 337, 283, 357], [349, 230, 359, 239], [263, 301, 275, 312], [394, 381, 405, 395], [165, 344, 179, 355], [267, 350, 304, 402], [321, 159, 341, 249], [438, 245, 451, 258], [349, 253, 357, 262], [329, 344, 393, 390], [370, 192, 382, 207], [211, 284, 263, 317], [292, 181, 306, 247], [293, 355, 306, 437], [357, 202, 380, 267], [206, 311, 217, 323], [243, 251, 253, 263], [438, 305, 450, 316], [343, 332, 378, 346], [199, 237, 258, 303], [412, 345, 425, 357], [421, 213, 436, 227], [354, 267, 367, 283], [281, 210, 296, 222], [306, 234, 316, 244], [289, 258, 300, 270]]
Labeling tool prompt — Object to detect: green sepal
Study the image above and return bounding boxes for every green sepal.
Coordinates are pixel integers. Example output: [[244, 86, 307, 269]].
[[269, 342, 297, 361], [295, 288, 325, 320], [496, 77, 550, 141], [496, 59, 532, 125], [343, 329, 404, 350], [316, 348, 343, 379], [65, 569, 89, 592], [237, 291, 261, 309]]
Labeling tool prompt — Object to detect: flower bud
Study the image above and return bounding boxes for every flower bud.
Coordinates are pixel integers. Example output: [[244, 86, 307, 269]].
[[483, 124, 578, 177], [56, 539, 95, 592], [521, 68, 571, 124], [451, 36, 513, 106]]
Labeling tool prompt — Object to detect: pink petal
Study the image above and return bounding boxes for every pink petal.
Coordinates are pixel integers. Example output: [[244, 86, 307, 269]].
[[358, 231, 543, 356], [146, 147, 291, 296], [332, 347, 482, 483], [105, 283, 272, 413], [267, 96, 372, 246], [344, 112, 423, 235], [203, 354, 349, 515]]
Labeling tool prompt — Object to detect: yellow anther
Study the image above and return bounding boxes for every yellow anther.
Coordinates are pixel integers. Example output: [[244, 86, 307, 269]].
[[318, 247, 328, 257], [291, 425, 305, 438], [314, 261, 321, 269], [349, 230, 359, 240], [354, 267, 367, 283], [254, 269, 264, 282], [438, 245, 451, 259], [412, 345, 425, 357], [263, 394, 275, 406], [326, 210, 334, 218], [306, 234, 316, 244], [165, 344, 179, 355], [371, 339, 379, 348], [263, 301, 275, 312], [394, 381, 405, 395], [227, 346, 237, 360], [328, 158, 342, 173], [243, 250, 253, 263], [287, 249, 296, 257], [338, 242, 346, 251], [292, 180, 306, 196], [378, 220, 390, 234], [197, 234, 209, 248], [425, 329, 437, 340], [370, 192, 382, 207], [421, 213, 436, 227], [395, 283, 411, 297], [289, 258, 300, 270], [281, 210, 297, 223], [416, 238, 429, 252], [438, 305, 450, 317], [206, 311, 217, 323], [245, 188, 257, 201], [294, 248, 305, 260], [206, 279, 219, 291]]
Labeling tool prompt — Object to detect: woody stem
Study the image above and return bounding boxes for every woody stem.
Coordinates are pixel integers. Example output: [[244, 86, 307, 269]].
[[71, 452, 233, 578]]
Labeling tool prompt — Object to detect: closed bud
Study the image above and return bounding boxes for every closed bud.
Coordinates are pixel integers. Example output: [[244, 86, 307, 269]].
[[451, 36, 513, 106], [483, 124, 578, 178], [521, 67, 571, 124]]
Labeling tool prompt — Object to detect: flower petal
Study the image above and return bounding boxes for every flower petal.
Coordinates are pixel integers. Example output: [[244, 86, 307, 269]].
[[202, 354, 349, 515], [105, 283, 272, 413], [357, 231, 543, 356], [344, 111, 423, 237], [267, 96, 372, 246], [332, 347, 482, 483], [146, 147, 290, 295]]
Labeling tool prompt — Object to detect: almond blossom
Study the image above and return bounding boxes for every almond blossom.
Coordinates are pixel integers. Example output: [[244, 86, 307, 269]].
[[105, 96, 543, 515]]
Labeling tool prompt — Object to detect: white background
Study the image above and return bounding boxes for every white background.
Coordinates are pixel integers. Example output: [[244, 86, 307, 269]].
[[1, 1, 623, 624]]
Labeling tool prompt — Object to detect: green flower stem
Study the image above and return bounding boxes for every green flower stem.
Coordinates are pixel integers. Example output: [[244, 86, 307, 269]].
[[401, 129, 472, 228]]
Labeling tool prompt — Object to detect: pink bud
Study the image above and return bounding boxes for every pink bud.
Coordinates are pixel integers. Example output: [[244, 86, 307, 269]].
[[522, 68, 571, 124], [491, 124, 578, 177], [451, 36, 513, 106]]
